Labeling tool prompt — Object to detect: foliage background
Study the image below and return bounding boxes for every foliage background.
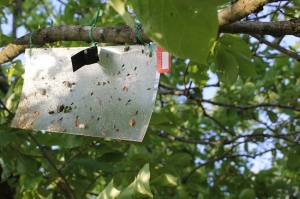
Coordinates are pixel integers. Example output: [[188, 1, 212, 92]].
[[1, 0, 300, 198]]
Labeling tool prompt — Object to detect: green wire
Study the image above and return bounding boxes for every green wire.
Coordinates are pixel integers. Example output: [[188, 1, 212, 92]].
[[29, 32, 34, 57], [89, 7, 101, 46], [135, 23, 152, 57]]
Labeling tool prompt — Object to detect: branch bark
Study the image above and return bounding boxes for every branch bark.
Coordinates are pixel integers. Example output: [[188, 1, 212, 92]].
[[218, 0, 286, 27]]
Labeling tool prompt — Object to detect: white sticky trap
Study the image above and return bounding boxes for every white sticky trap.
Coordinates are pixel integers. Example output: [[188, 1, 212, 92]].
[[11, 46, 160, 142]]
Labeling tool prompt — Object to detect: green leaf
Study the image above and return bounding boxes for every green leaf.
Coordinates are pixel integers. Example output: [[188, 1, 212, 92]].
[[230, 51, 256, 77], [150, 112, 170, 125], [214, 45, 239, 85], [13, 77, 24, 96], [252, 128, 265, 135], [63, 158, 117, 176], [97, 179, 120, 199], [17, 155, 38, 174], [7, 60, 24, 85], [135, 163, 153, 197], [0, 131, 15, 146], [179, 0, 230, 6], [219, 34, 252, 58], [151, 174, 178, 187], [117, 178, 135, 199], [0, 32, 13, 47], [118, 163, 153, 198], [267, 111, 277, 123], [20, 173, 43, 190], [108, 0, 135, 27], [238, 188, 256, 199], [131, 0, 218, 65], [166, 153, 192, 167], [188, 63, 209, 87], [60, 134, 83, 148]]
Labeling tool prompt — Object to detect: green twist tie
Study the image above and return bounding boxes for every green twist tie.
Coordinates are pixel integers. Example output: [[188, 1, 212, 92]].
[[29, 32, 34, 57], [89, 7, 101, 46], [135, 23, 152, 57], [135, 23, 144, 43]]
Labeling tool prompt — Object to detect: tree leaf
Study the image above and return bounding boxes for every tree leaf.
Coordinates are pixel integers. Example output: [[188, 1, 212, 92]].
[[20, 173, 43, 190], [229, 51, 256, 77], [151, 174, 178, 187], [60, 134, 83, 148], [118, 163, 153, 198], [214, 45, 239, 85], [0, 32, 13, 47], [267, 111, 277, 123], [117, 178, 135, 199], [17, 155, 38, 174], [150, 112, 170, 125], [97, 179, 120, 199], [135, 163, 153, 198], [238, 188, 256, 199], [131, 0, 218, 65], [166, 153, 192, 167], [109, 0, 135, 27], [219, 34, 252, 58], [0, 130, 15, 146]]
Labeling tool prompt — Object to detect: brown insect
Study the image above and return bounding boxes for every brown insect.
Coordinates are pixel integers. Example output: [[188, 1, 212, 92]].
[[123, 85, 129, 92], [75, 118, 79, 127], [63, 81, 71, 88], [48, 110, 54, 114], [57, 105, 64, 113], [126, 99, 132, 106], [33, 110, 39, 115], [129, 119, 135, 126], [124, 46, 130, 52], [102, 130, 107, 136], [41, 89, 46, 95]]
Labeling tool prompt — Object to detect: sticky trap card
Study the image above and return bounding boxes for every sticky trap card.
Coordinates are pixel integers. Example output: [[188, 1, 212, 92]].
[[11, 46, 160, 142]]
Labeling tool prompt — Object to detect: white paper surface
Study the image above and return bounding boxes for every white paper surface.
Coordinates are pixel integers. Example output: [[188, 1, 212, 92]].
[[11, 46, 159, 142]]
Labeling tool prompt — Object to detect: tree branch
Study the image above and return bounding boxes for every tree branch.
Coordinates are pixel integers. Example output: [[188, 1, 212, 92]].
[[220, 19, 300, 38], [250, 34, 300, 60], [0, 25, 150, 64], [157, 131, 228, 145], [218, 0, 287, 27]]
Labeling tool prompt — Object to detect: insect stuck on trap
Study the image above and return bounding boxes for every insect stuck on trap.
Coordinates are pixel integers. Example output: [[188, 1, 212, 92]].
[[78, 123, 86, 129], [124, 46, 130, 52], [129, 119, 135, 126]]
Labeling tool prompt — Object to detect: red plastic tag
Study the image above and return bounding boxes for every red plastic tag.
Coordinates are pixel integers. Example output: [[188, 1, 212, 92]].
[[157, 46, 171, 73]]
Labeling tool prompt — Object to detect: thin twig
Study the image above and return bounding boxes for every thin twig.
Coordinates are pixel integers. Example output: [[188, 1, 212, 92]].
[[10, 145, 44, 158], [81, 174, 102, 199], [157, 131, 227, 145], [58, 145, 91, 171], [0, 100, 14, 117], [28, 133, 76, 199], [251, 34, 300, 61]]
